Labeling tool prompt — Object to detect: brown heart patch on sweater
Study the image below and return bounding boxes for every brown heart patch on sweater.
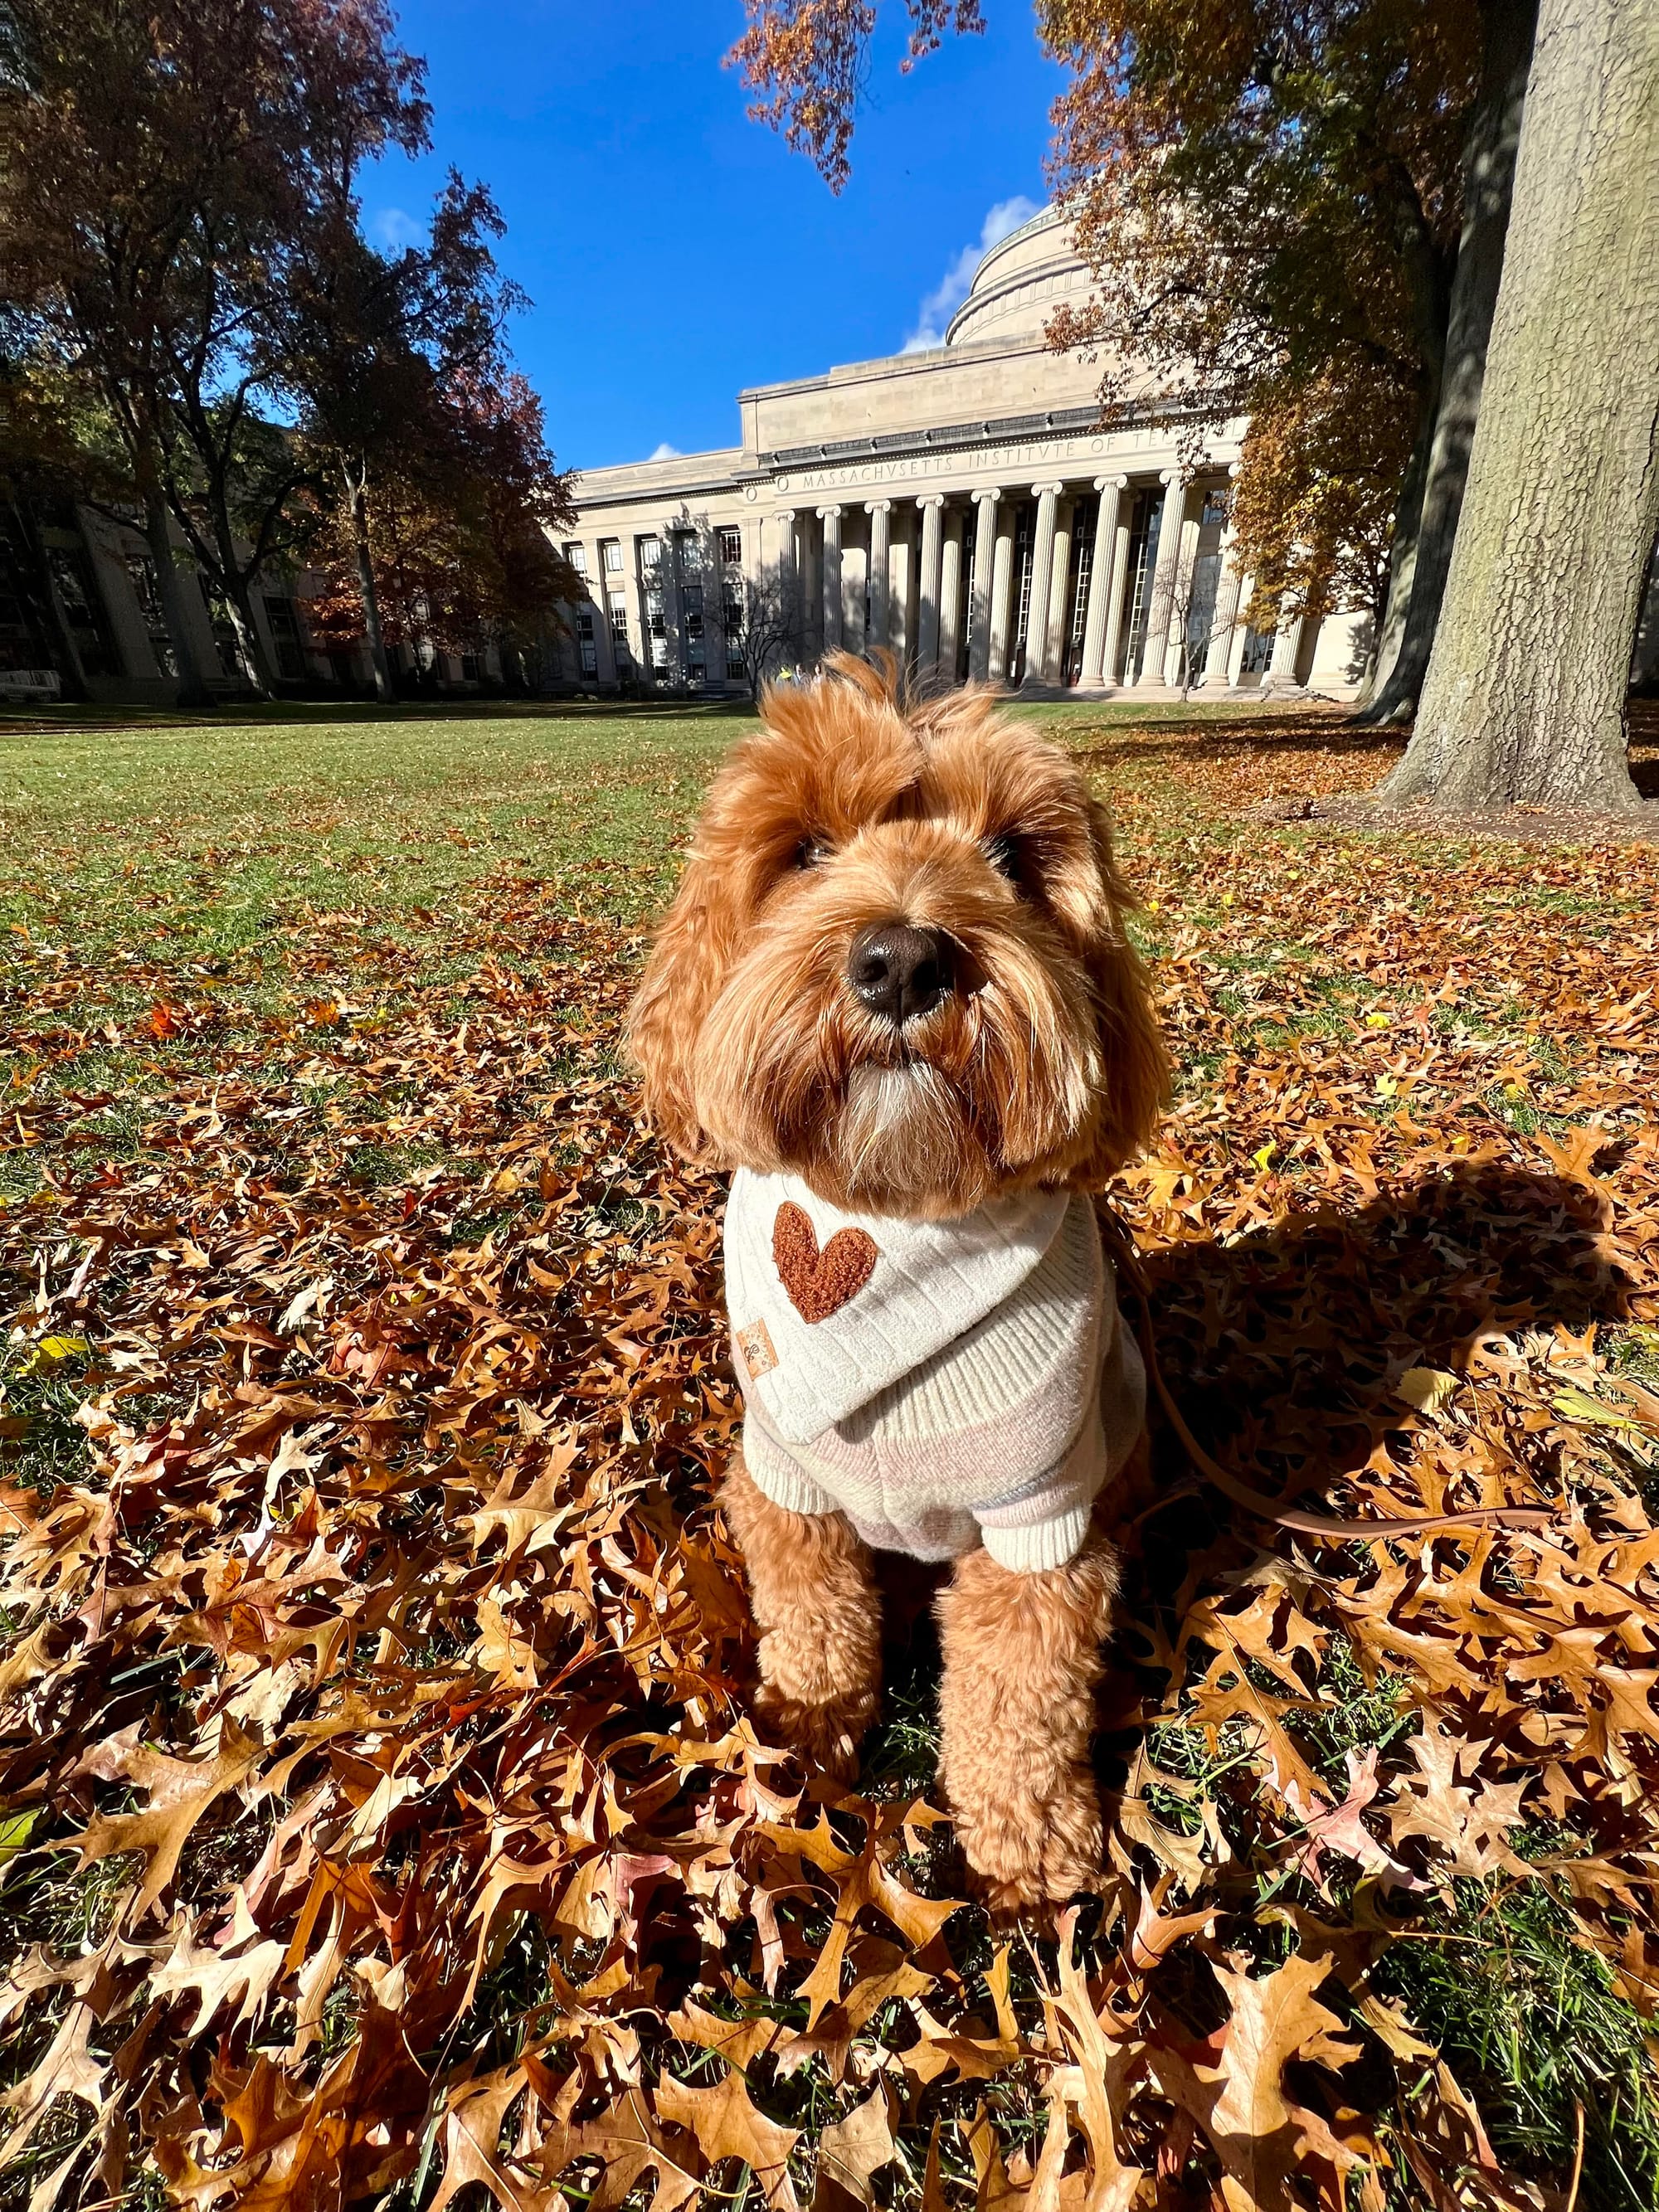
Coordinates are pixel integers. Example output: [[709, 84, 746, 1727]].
[[772, 1202, 878, 1324]]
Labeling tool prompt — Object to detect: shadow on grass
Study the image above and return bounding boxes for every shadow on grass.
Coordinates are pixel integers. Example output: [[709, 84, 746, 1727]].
[[1074, 707, 1399, 766], [1137, 1156, 1627, 1504]]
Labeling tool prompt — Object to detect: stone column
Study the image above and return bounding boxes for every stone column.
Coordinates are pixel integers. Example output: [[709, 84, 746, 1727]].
[[774, 510, 798, 668], [1227, 574, 1257, 685], [1263, 607, 1306, 693], [987, 501, 1016, 683], [1160, 487, 1204, 686], [1133, 469, 1185, 687], [865, 500, 891, 650], [1022, 482, 1064, 687], [938, 509, 964, 683], [1199, 473, 1245, 689], [818, 506, 844, 654], [916, 495, 946, 675], [1079, 475, 1126, 688], [969, 488, 1000, 682]]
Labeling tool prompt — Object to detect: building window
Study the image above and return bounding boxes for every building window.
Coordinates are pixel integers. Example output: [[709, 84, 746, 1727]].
[[1239, 624, 1274, 678], [565, 542, 588, 576], [460, 653, 481, 683], [718, 526, 742, 569], [199, 581, 250, 682], [1121, 490, 1161, 683], [46, 546, 114, 678], [263, 593, 309, 680], [577, 606, 598, 677], [683, 583, 703, 643], [1200, 488, 1230, 528], [727, 654, 746, 680], [125, 552, 177, 676], [676, 533, 701, 577], [602, 541, 624, 574], [639, 535, 662, 577], [957, 517, 979, 683], [724, 591, 743, 637], [1010, 503, 1035, 681]]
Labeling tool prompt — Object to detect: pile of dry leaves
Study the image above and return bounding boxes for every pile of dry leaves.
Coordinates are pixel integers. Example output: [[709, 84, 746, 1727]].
[[2, 771, 1658, 2212]]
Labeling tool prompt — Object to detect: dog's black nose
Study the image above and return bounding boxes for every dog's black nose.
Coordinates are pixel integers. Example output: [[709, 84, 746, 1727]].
[[848, 923, 954, 1023]]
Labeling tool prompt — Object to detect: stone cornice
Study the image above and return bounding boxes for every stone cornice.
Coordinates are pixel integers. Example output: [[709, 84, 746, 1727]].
[[753, 392, 1227, 476]]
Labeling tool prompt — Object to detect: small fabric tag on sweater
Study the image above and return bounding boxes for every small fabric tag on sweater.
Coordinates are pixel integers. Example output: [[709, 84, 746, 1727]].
[[735, 1317, 778, 1379]]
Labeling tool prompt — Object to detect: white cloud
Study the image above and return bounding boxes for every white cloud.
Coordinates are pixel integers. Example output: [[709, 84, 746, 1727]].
[[902, 195, 1042, 352], [369, 206, 425, 253], [649, 440, 683, 461]]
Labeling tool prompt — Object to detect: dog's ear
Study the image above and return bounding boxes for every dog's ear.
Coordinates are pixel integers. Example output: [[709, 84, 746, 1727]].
[[1076, 795, 1170, 1179], [625, 861, 733, 1162]]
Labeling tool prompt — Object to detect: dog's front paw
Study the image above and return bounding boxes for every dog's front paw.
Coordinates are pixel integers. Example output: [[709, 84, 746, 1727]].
[[953, 1771, 1104, 1916], [753, 1628, 878, 1782], [753, 1680, 872, 1781]]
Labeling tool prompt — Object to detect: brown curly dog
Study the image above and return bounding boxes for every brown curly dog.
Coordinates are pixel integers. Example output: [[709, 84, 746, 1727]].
[[626, 654, 1167, 1912]]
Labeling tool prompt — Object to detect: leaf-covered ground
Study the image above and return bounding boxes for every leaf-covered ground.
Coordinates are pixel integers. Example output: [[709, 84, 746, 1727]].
[[2, 700, 1658, 2212]]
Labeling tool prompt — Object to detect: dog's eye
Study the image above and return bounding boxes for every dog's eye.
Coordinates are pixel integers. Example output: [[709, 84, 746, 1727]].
[[983, 832, 1023, 886], [794, 836, 834, 869]]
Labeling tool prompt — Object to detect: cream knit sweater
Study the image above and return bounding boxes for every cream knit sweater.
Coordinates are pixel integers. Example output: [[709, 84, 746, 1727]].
[[725, 1169, 1144, 1572]]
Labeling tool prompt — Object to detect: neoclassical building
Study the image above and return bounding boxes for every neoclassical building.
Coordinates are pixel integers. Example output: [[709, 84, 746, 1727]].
[[562, 206, 1373, 699]]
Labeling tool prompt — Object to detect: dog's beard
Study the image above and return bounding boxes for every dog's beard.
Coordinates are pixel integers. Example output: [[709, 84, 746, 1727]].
[[834, 1060, 966, 1209]]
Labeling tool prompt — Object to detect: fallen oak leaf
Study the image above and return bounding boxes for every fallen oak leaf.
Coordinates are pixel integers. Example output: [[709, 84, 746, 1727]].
[[1125, 1879, 1220, 1973], [654, 2067, 800, 2210], [1150, 1952, 1358, 2212], [426, 2069, 543, 2212], [149, 1917, 288, 2038], [74, 1714, 264, 1920], [0, 1998, 106, 2170], [811, 2082, 896, 2211], [1273, 1747, 1428, 1895]]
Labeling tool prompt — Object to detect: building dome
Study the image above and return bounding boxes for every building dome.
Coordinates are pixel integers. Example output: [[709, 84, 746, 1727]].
[[945, 204, 1088, 350]]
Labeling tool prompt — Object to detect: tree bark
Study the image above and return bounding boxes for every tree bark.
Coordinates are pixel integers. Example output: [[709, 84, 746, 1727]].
[[1362, 0, 1538, 723], [348, 466, 397, 702], [201, 481, 278, 698], [1382, 0, 1659, 813], [221, 571, 277, 698]]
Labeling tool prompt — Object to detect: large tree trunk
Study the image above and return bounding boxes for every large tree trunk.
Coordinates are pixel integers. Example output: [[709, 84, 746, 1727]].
[[202, 487, 277, 698], [348, 466, 397, 702], [1362, 0, 1538, 723], [222, 572, 277, 698], [1381, 0, 1659, 813]]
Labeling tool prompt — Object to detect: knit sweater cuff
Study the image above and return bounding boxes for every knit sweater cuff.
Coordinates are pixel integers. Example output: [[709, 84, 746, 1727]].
[[980, 1501, 1093, 1574], [742, 1419, 839, 1520]]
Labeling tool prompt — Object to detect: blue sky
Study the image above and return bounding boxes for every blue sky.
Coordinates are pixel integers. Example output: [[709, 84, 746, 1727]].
[[366, 2, 1065, 470]]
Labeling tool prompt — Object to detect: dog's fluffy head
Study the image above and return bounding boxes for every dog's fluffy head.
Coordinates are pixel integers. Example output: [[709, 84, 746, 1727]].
[[626, 654, 1168, 1218]]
